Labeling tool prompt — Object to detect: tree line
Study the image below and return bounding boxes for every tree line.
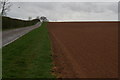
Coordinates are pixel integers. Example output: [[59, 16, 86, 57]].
[[2, 16, 40, 30]]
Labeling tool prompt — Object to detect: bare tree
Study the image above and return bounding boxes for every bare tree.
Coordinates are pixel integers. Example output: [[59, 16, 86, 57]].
[[28, 16, 32, 20], [1, 0, 12, 16], [36, 16, 41, 22], [36, 16, 40, 19]]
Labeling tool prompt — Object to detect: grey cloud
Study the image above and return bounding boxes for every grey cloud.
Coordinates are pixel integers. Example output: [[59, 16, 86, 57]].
[[62, 2, 118, 13], [7, 2, 118, 21]]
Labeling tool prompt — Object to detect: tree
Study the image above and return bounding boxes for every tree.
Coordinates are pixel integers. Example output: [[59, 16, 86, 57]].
[[36, 16, 40, 19], [1, 0, 12, 16], [40, 16, 49, 22], [28, 16, 32, 20], [36, 16, 41, 22]]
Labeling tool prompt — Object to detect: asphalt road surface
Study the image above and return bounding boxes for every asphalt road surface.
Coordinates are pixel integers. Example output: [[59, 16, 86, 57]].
[[2, 22, 41, 47]]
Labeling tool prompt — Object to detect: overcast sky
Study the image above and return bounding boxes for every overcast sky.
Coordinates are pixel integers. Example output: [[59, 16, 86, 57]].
[[4, 0, 119, 21]]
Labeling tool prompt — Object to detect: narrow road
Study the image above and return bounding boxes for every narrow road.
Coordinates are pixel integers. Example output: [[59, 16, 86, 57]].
[[2, 22, 41, 47]]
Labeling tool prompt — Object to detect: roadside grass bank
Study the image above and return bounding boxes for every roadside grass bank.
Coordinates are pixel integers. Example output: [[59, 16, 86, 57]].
[[2, 22, 55, 78]]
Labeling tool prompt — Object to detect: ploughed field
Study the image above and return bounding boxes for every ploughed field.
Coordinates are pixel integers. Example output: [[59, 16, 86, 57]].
[[47, 22, 118, 78]]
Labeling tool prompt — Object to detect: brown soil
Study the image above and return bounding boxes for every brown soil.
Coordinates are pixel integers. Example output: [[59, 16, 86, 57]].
[[47, 22, 118, 78]]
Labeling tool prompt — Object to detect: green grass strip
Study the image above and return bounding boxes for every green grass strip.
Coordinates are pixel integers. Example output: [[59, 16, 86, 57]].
[[2, 23, 55, 78]]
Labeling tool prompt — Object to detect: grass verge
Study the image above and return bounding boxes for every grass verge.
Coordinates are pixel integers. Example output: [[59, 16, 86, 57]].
[[2, 22, 55, 78]]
